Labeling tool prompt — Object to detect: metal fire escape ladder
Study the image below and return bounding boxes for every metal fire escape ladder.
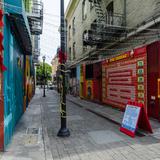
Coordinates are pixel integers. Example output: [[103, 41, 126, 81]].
[[89, 0, 106, 29], [94, 1, 106, 25]]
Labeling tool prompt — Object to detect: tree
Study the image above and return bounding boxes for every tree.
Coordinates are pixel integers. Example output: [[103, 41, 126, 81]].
[[36, 62, 52, 85]]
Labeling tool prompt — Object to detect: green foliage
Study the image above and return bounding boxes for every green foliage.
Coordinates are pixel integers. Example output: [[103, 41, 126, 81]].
[[36, 62, 52, 84]]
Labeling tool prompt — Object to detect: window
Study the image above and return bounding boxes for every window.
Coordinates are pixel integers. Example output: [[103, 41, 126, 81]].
[[83, 30, 88, 45], [85, 64, 93, 79], [72, 17, 76, 35], [70, 68, 76, 78], [106, 1, 114, 25], [69, 25, 71, 40], [73, 42, 76, 59], [82, 0, 87, 20], [69, 47, 71, 60]]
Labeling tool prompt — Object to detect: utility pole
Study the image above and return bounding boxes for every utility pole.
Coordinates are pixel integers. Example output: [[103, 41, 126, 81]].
[[57, 0, 70, 137], [42, 56, 46, 97]]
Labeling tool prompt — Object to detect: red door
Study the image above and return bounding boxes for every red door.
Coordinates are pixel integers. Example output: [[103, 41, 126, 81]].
[[93, 62, 102, 102], [147, 41, 160, 120]]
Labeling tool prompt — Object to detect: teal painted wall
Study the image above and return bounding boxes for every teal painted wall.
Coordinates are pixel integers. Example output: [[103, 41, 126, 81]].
[[3, 15, 24, 149]]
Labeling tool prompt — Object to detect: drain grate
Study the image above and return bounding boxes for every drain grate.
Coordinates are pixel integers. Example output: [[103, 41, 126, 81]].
[[26, 128, 40, 135]]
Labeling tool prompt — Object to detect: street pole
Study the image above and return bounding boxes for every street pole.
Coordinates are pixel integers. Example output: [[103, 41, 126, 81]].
[[42, 56, 46, 97], [57, 0, 70, 137]]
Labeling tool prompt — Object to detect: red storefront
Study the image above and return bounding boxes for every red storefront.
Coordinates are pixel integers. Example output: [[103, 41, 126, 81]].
[[147, 41, 160, 119], [102, 41, 160, 120], [80, 62, 102, 102]]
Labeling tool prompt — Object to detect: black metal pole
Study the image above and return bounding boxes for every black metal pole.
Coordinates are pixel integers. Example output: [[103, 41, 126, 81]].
[[57, 0, 70, 137], [43, 58, 46, 97]]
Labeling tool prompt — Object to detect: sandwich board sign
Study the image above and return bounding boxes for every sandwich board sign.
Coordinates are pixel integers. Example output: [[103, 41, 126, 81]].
[[120, 102, 153, 137]]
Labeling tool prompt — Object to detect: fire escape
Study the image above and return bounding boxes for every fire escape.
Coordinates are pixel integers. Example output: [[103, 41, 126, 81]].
[[26, 0, 43, 64], [83, 0, 126, 47]]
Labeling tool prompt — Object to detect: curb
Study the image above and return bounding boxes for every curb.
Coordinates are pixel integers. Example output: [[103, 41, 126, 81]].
[[67, 97, 146, 137]]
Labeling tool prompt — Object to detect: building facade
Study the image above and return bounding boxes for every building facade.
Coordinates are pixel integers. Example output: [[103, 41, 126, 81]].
[[66, 0, 160, 62], [51, 54, 59, 83], [65, 0, 160, 121], [0, 0, 43, 150]]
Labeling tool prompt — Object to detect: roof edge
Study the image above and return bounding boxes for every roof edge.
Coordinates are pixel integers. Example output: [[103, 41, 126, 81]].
[[65, 0, 80, 20]]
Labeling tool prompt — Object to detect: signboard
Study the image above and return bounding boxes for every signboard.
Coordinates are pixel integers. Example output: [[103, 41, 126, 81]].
[[102, 47, 147, 110], [121, 104, 141, 137], [120, 102, 153, 138]]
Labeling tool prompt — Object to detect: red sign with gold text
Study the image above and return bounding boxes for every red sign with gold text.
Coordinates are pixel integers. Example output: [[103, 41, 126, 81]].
[[102, 47, 147, 110]]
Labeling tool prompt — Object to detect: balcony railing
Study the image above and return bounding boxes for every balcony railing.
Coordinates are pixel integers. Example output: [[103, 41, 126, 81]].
[[83, 13, 126, 46], [33, 48, 40, 56], [33, 55, 40, 64], [26, 0, 43, 18], [30, 21, 42, 34], [26, 0, 43, 35], [105, 13, 125, 27]]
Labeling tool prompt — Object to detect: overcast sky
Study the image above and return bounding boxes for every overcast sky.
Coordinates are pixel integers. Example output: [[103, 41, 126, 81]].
[[40, 0, 70, 64]]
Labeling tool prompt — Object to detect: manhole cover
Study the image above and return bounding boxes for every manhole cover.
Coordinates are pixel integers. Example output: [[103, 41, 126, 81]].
[[26, 128, 40, 135]]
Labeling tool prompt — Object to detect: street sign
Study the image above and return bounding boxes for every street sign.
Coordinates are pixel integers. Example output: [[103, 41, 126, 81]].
[[120, 102, 153, 137], [120, 104, 141, 137]]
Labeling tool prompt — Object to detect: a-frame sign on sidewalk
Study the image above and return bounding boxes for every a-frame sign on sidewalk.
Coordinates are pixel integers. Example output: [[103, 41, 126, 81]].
[[120, 101, 153, 138]]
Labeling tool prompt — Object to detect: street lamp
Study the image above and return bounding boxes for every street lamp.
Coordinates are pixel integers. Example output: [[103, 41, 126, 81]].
[[57, 0, 70, 137], [42, 56, 46, 97]]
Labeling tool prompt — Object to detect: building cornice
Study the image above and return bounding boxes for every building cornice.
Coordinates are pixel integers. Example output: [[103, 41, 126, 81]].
[[65, 0, 80, 20]]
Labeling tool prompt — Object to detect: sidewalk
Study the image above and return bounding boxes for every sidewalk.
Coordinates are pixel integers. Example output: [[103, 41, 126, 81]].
[[1, 88, 53, 160], [67, 95, 160, 135], [1, 89, 160, 160]]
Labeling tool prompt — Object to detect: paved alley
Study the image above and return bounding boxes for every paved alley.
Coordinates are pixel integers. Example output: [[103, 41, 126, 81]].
[[1, 88, 160, 160]]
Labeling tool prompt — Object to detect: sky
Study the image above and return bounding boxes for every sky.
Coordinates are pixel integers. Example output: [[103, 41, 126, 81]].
[[40, 0, 70, 64]]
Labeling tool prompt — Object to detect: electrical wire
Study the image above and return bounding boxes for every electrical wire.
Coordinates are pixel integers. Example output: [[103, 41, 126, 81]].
[[1, 1, 160, 32], [1, 1, 160, 60]]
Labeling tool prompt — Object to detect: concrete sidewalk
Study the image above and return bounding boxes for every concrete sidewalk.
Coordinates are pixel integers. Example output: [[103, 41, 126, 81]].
[[1, 89, 160, 160], [67, 95, 160, 135], [1, 88, 53, 160]]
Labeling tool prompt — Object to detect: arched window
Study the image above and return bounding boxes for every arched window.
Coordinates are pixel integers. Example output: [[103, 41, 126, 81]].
[[73, 42, 76, 59], [82, 0, 87, 20], [106, 1, 114, 25]]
